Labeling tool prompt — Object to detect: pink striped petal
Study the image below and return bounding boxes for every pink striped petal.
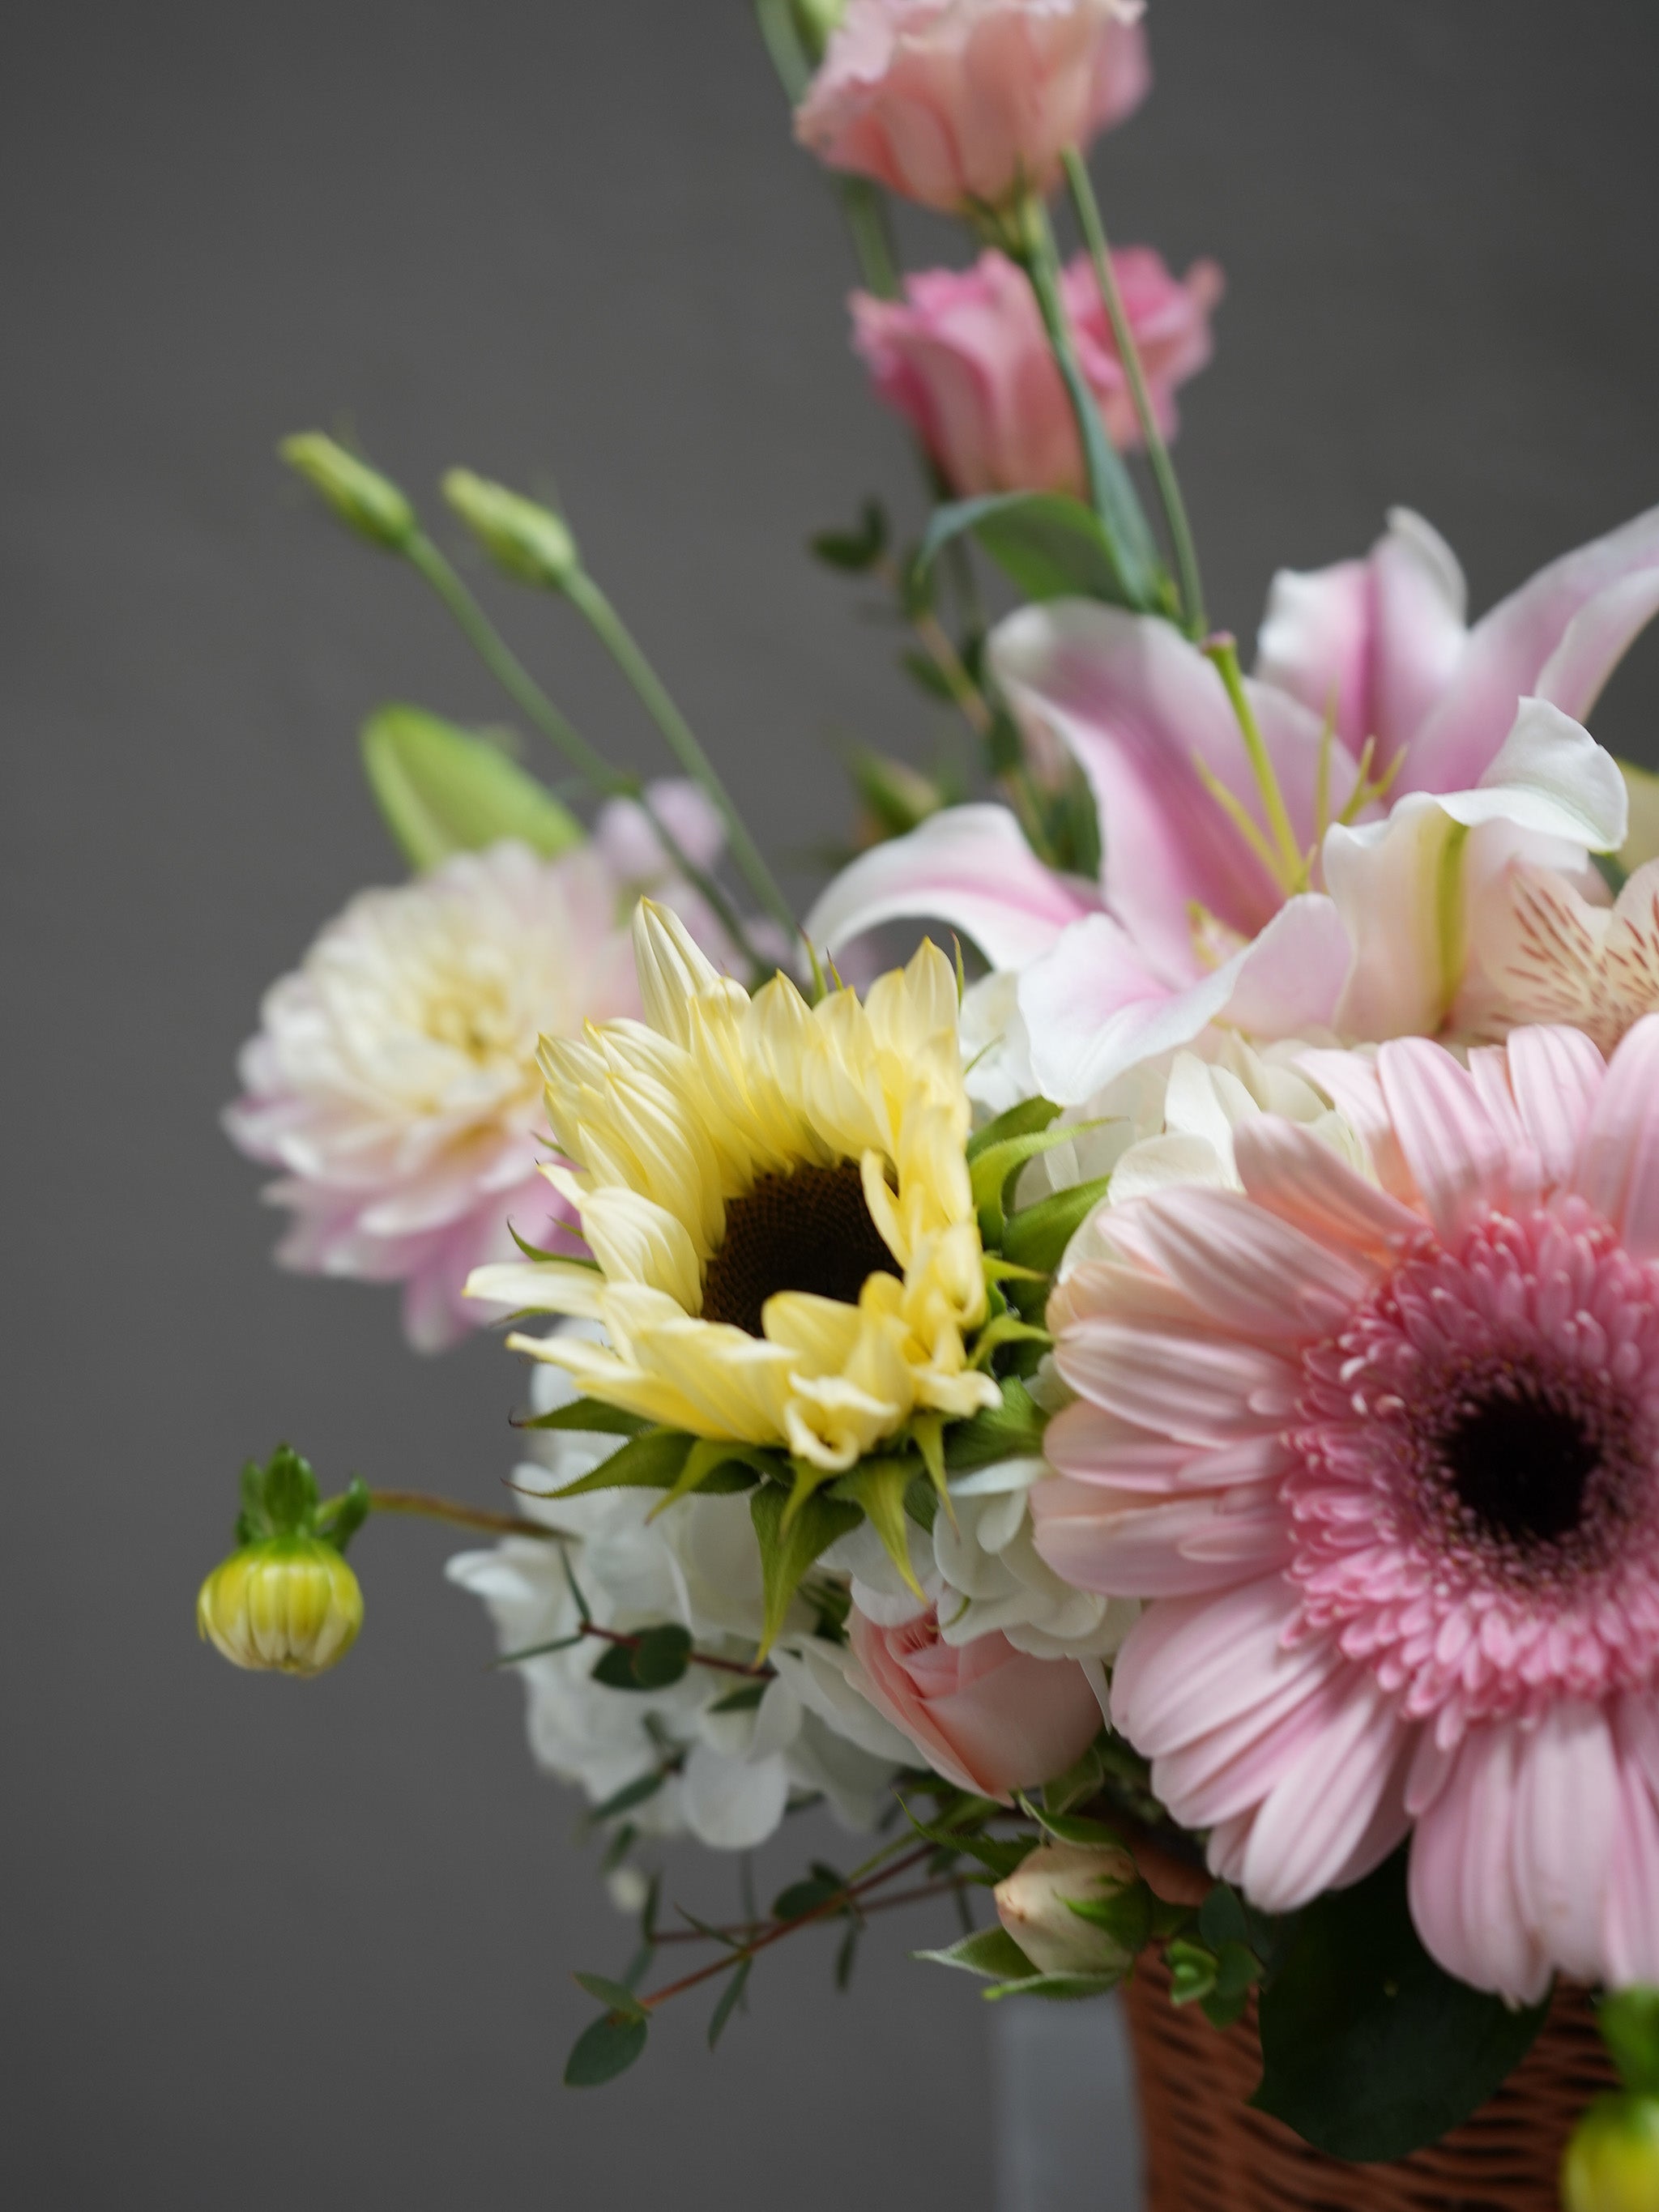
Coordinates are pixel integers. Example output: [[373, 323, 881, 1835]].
[[1110, 1574, 1316, 1757], [1572, 1013, 1659, 1255], [1039, 1402, 1197, 1490], [1408, 1720, 1552, 2004], [1503, 1025, 1605, 1191], [1239, 1669, 1414, 1912], [1606, 1737, 1659, 1988], [1030, 1484, 1292, 1599], [1102, 1187, 1379, 1339], [1232, 1115, 1422, 1255], [1512, 1700, 1620, 1983], [1377, 1037, 1510, 1238], [1054, 1319, 1296, 1445]]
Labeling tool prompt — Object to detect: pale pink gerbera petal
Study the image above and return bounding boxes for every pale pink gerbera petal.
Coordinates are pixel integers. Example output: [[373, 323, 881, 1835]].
[[1040, 1019, 1659, 1993]]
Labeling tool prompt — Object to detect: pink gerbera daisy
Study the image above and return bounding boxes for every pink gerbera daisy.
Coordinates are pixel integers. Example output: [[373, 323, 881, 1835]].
[[1032, 1019, 1659, 2001]]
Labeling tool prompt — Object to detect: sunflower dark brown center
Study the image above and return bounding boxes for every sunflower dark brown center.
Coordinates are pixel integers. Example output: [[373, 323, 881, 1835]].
[[1438, 1385, 1603, 1547], [700, 1161, 898, 1338]]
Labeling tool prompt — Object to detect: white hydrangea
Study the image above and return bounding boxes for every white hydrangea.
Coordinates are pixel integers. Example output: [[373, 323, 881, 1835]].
[[446, 1336, 904, 1853]]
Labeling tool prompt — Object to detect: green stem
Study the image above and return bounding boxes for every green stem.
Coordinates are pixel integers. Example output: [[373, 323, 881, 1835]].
[[838, 177, 902, 300], [1008, 199, 1159, 607], [1062, 147, 1207, 638], [561, 567, 800, 948], [403, 534, 768, 976]]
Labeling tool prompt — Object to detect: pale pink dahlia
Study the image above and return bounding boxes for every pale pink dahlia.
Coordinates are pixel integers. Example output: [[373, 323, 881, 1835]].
[[1033, 1020, 1659, 2000], [225, 842, 638, 1352]]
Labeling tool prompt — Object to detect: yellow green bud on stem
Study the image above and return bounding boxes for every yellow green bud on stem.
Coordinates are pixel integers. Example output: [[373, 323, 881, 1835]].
[[1562, 2092, 1659, 2212], [441, 470, 579, 590], [994, 1840, 1148, 1978], [279, 433, 416, 551], [197, 1536, 363, 1677]]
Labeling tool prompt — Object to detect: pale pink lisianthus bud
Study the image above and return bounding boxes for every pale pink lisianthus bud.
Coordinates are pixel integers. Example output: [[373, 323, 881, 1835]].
[[796, 0, 1150, 215], [848, 1600, 1102, 1797], [852, 245, 1221, 497], [224, 842, 639, 1353]]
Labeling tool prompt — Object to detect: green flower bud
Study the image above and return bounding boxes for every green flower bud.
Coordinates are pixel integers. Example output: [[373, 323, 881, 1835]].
[[1563, 2093, 1659, 2212], [791, 0, 847, 62], [197, 1536, 364, 1677], [280, 433, 416, 551], [441, 470, 578, 589], [994, 1841, 1149, 1978]]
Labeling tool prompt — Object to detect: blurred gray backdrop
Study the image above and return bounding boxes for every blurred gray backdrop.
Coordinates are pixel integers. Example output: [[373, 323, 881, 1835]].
[[5, 2, 1659, 2206]]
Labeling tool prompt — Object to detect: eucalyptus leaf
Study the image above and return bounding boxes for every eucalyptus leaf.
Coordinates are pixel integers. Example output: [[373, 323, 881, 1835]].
[[629, 1623, 693, 1689], [1253, 1848, 1549, 2162], [573, 1973, 648, 2022], [586, 1768, 668, 1823], [564, 2011, 649, 2087], [360, 704, 582, 870], [707, 1955, 753, 2050]]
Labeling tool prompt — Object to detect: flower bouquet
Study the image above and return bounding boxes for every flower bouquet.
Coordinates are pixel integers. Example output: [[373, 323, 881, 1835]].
[[201, 4, 1659, 2204]]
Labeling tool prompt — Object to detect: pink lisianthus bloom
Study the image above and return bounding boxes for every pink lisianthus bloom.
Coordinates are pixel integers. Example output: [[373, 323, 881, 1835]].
[[808, 505, 1659, 1104], [1033, 1020, 1659, 2001], [851, 246, 1222, 498], [795, 0, 1149, 215], [225, 791, 740, 1352], [848, 1600, 1105, 1796]]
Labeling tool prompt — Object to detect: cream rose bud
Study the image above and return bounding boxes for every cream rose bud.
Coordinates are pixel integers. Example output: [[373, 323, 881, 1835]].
[[994, 1839, 1145, 1975], [796, 0, 1150, 215], [1562, 2095, 1659, 2212], [197, 1538, 364, 1677]]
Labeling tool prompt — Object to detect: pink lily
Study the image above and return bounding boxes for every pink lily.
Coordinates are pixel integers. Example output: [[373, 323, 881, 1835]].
[[808, 507, 1658, 1102]]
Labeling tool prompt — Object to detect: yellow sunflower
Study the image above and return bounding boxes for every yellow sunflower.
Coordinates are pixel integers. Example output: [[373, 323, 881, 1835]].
[[467, 901, 997, 1470]]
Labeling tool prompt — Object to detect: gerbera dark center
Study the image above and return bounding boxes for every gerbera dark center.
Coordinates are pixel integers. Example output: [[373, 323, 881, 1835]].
[[1439, 1387, 1602, 1547], [700, 1161, 898, 1339]]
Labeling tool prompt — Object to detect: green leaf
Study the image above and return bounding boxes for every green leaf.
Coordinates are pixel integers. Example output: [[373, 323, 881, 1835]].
[[518, 1400, 647, 1437], [942, 1377, 1047, 1472], [830, 1457, 923, 1596], [629, 1624, 693, 1690], [966, 1097, 1060, 1165], [810, 498, 889, 572], [258, 1446, 321, 1536], [1253, 1848, 1550, 2162], [917, 492, 1137, 607], [1000, 1174, 1112, 1275], [1198, 1882, 1277, 1969], [586, 1768, 668, 1823], [1164, 1937, 1218, 2006], [707, 1954, 753, 2049], [573, 1973, 649, 2022], [835, 1924, 860, 1992], [649, 1438, 776, 1518], [707, 1679, 768, 1715], [983, 1969, 1124, 2002], [545, 1428, 693, 1499], [591, 1643, 644, 1690], [750, 1484, 861, 1656], [315, 1473, 370, 1554], [1067, 1883, 1153, 1955], [902, 1802, 1036, 1882], [1600, 1988, 1659, 2094], [1021, 1801, 1124, 1849], [564, 2011, 649, 2087], [772, 1874, 844, 1921], [915, 1925, 1036, 1980], [900, 648, 959, 703], [970, 1120, 1093, 1235], [360, 704, 582, 871]]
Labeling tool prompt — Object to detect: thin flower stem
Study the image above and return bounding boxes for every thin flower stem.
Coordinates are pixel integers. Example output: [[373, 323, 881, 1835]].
[[403, 534, 770, 978], [1062, 147, 1208, 639], [364, 1489, 569, 1541], [650, 1877, 971, 1944], [1011, 209, 1117, 537], [561, 567, 800, 950], [639, 1843, 936, 2011]]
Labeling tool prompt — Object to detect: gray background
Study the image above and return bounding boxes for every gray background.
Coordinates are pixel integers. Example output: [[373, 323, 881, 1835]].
[[6, 2, 1659, 2205]]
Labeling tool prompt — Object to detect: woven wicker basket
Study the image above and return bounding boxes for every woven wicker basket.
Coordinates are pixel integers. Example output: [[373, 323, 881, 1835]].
[[1123, 1950, 1618, 2210]]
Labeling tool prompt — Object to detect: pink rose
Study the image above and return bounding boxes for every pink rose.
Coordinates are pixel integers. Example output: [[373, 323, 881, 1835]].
[[852, 245, 1222, 497], [848, 1602, 1103, 1796], [796, 0, 1151, 215]]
